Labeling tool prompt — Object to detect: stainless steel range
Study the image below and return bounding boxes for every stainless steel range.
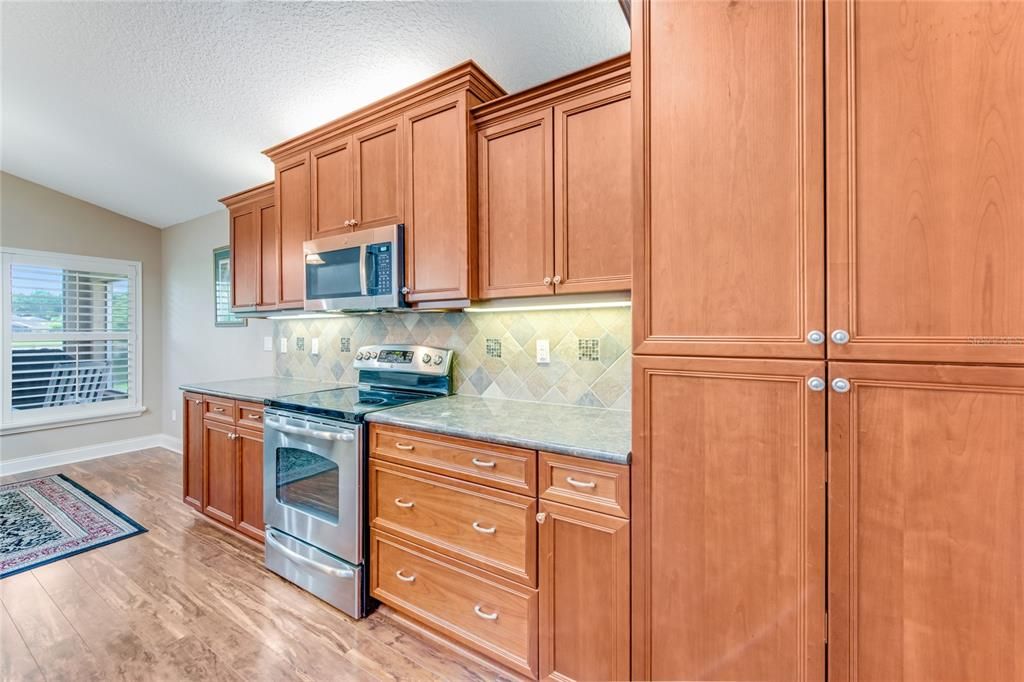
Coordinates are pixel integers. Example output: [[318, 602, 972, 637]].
[[262, 344, 453, 618]]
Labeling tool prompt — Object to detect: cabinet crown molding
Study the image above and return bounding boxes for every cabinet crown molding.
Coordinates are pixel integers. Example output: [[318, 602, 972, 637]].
[[218, 181, 274, 208]]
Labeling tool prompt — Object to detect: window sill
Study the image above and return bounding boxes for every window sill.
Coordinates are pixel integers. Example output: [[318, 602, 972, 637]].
[[0, 407, 147, 436]]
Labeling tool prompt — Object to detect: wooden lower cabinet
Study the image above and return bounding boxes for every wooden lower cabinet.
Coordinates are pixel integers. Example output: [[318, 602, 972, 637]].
[[236, 427, 265, 542], [203, 419, 238, 527], [182, 392, 205, 511], [828, 362, 1024, 681], [538, 501, 629, 682]]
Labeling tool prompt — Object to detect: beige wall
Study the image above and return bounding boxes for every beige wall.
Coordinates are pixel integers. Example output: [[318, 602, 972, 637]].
[[161, 209, 273, 440], [0, 172, 164, 461]]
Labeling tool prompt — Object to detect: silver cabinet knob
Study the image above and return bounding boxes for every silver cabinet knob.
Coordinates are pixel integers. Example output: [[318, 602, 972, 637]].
[[543, 276, 552, 286], [831, 329, 850, 344], [806, 330, 825, 345], [350, 219, 359, 227], [552, 275, 562, 284], [806, 377, 826, 391], [831, 378, 851, 393], [400, 286, 411, 295]]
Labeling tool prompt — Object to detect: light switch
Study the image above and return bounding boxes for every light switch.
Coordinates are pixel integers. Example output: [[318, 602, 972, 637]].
[[263, 336, 273, 352], [280, 337, 288, 353], [536, 339, 551, 364], [311, 338, 319, 355], [171, 409, 177, 422]]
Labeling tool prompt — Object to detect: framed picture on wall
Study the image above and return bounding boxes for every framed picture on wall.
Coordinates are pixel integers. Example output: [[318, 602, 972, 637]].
[[213, 246, 246, 327]]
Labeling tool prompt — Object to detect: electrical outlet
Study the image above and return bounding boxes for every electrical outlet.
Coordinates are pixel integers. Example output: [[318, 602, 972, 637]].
[[311, 337, 319, 355], [264, 336, 273, 351], [171, 409, 177, 422], [280, 337, 288, 353], [536, 339, 551, 364]]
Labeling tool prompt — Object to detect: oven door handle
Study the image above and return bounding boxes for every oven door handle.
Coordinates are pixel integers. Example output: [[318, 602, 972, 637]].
[[265, 418, 355, 442], [266, 529, 355, 579]]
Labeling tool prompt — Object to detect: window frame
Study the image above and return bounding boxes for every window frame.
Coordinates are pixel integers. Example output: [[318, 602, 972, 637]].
[[0, 247, 145, 434]]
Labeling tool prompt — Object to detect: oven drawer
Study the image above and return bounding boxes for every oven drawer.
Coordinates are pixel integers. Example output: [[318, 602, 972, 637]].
[[370, 425, 536, 495], [370, 460, 536, 586], [265, 528, 363, 619], [371, 530, 537, 677], [539, 452, 629, 518], [235, 400, 265, 431], [203, 396, 235, 424]]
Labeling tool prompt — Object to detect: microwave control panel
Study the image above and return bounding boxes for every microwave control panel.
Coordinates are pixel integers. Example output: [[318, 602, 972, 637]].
[[367, 242, 393, 295]]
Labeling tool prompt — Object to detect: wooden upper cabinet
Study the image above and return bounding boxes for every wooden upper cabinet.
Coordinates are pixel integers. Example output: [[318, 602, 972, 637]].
[[828, 362, 1024, 680], [403, 93, 475, 304], [477, 109, 555, 299], [256, 197, 278, 308], [554, 81, 632, 294], [354, 117, 404, 230], [827, 1, 1024, 365], [229, 204, 259, 308], [633, 0, 824, 358], [310, 135, 354, 237], [632, 355, 826, 681], [275, 152, 311, 308]]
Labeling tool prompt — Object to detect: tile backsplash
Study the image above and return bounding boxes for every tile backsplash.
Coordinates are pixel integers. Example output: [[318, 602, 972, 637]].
[[274, 307, 631, 410]]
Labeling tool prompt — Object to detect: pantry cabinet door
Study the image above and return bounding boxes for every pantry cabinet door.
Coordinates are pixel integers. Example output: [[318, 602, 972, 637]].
[[633, 0, 824, 358], [353, 117, 404, 230], [632, 355, 826, 681], [275, 152, 310, 308], [828, 362, 1024, 680], [310, 136, 354, 237], [477, 109, 555, 299], [826, 0, 1024, 364]]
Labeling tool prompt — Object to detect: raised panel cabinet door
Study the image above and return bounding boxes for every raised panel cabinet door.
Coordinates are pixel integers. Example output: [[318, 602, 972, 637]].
[[554, 81, 631, 294], [538, 500, 629, 682], [827, 1, 1024, 364], [236, 427, 264, 542], [203, 420, 238, 527], [257, 198, 279, 308], [354, 117, 404, 230], [229, 204, 259, 308], [182, 392, 205, 512], [633, 0, 825, 358], [403, 94, 472, 303], [478, 109, 555, 299], [828, 362, 1024, 681], [275, 152, 311, 308], [310, 135, 354, 237], [632, 355, 826, 681]]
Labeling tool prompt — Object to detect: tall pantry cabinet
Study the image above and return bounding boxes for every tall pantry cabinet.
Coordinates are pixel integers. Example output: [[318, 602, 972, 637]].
[[632, 1, 1024, 681]]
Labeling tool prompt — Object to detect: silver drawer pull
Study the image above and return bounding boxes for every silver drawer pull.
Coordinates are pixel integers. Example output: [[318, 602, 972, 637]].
[[395, 442, 415, 451], [566, 476, 596, 489], [474, 605, 498, 621], [471, 458, 496, 468], [213, 406, 225, 413], [394, 498, 415, 509], [395, 570, 416, 583], [472, 521, 496, 534]]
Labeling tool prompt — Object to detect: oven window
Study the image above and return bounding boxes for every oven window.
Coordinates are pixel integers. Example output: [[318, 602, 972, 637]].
[[306, 247, 362, 300], [275, 447, 339, 523]]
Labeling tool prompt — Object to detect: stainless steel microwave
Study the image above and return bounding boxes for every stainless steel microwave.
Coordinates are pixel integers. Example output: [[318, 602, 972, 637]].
[[303, 224, 405, 312]]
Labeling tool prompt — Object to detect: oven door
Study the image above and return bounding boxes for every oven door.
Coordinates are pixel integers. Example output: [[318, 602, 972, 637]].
[[263, 409, 363, 563]]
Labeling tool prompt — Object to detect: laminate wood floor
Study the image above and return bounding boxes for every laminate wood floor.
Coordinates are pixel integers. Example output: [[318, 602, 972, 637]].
[[0, 448, 520, 682]]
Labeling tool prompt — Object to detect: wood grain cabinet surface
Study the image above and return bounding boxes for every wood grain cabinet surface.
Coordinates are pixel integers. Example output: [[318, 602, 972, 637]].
[[202, 418, 238, 528], [221, 182, 275, 311], [181, 392, 205, 512], [310, 135, 355, 237], [353, 116, 404, 230], [275, 152, 311, 308]]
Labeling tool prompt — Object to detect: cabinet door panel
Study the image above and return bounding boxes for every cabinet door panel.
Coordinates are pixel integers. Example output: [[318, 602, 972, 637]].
[[229, 205, 259, 308], [554, 82, 631, 294], [478, 110, 554, 299], [311, 136, 354, 237], [257, 200, 278, 308], [354, 118, 403, 229], [203, 420, 237, 527], [275, 153, 310, 307], [827, 1, 1024, 364], [403, 94, 472, 303], [632, 355, 826, 681], [828, 362, 1024, 681], [633, 0, 824, 357], [182, 393, 204, 511], [237, 427, 264, 542], [538, 501, 629, 682]]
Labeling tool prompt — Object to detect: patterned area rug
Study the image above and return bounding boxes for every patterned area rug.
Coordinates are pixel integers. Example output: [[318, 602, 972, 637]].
[[0, 474, 146, 578]]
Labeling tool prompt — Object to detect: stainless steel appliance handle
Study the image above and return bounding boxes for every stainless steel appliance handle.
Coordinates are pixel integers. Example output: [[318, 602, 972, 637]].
[[265, 417, 354, 442], [359, 244, 368, 296], [266, 529, 355, 579]]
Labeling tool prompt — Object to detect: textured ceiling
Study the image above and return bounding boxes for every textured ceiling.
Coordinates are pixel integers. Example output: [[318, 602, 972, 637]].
[[1, 1, 628, 228]]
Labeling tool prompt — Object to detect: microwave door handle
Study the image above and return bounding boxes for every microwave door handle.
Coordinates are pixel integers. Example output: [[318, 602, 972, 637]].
[[359, 244, 368, 296], [265, 418, 354, 442], [266, 529, 355, 579]]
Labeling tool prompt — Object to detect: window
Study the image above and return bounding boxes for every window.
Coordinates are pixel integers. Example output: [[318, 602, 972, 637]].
[[213, 245, 245, 327], [1, 248, 143, 433]]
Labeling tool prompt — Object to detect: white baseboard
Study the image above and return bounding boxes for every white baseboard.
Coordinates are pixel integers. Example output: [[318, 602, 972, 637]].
[[0, 433, 181, 477]]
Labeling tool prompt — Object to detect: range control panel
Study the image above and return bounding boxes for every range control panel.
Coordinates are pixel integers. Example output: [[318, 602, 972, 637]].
[[352, 344, 453, 376]]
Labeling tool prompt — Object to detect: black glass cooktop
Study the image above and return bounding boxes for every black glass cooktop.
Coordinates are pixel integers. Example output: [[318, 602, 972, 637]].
[[267, 386, 439, 422]]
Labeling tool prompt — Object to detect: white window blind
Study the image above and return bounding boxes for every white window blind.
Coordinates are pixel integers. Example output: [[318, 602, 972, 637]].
[[1, 248, 143, 432]]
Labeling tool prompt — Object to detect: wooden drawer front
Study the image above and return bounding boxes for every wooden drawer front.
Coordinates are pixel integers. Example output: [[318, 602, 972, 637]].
[[370, 460, 536, 586], [539, 452, 629, 518], [372, 530, 538, 677], [370, 426, 536, 495], [203, 396, 235, 424], [235, 401, 265, 431]]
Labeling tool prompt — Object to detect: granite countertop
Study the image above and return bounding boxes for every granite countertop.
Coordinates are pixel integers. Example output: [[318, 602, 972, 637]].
[[365, 395, 631, 465], [179, 377, 346, 403]]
